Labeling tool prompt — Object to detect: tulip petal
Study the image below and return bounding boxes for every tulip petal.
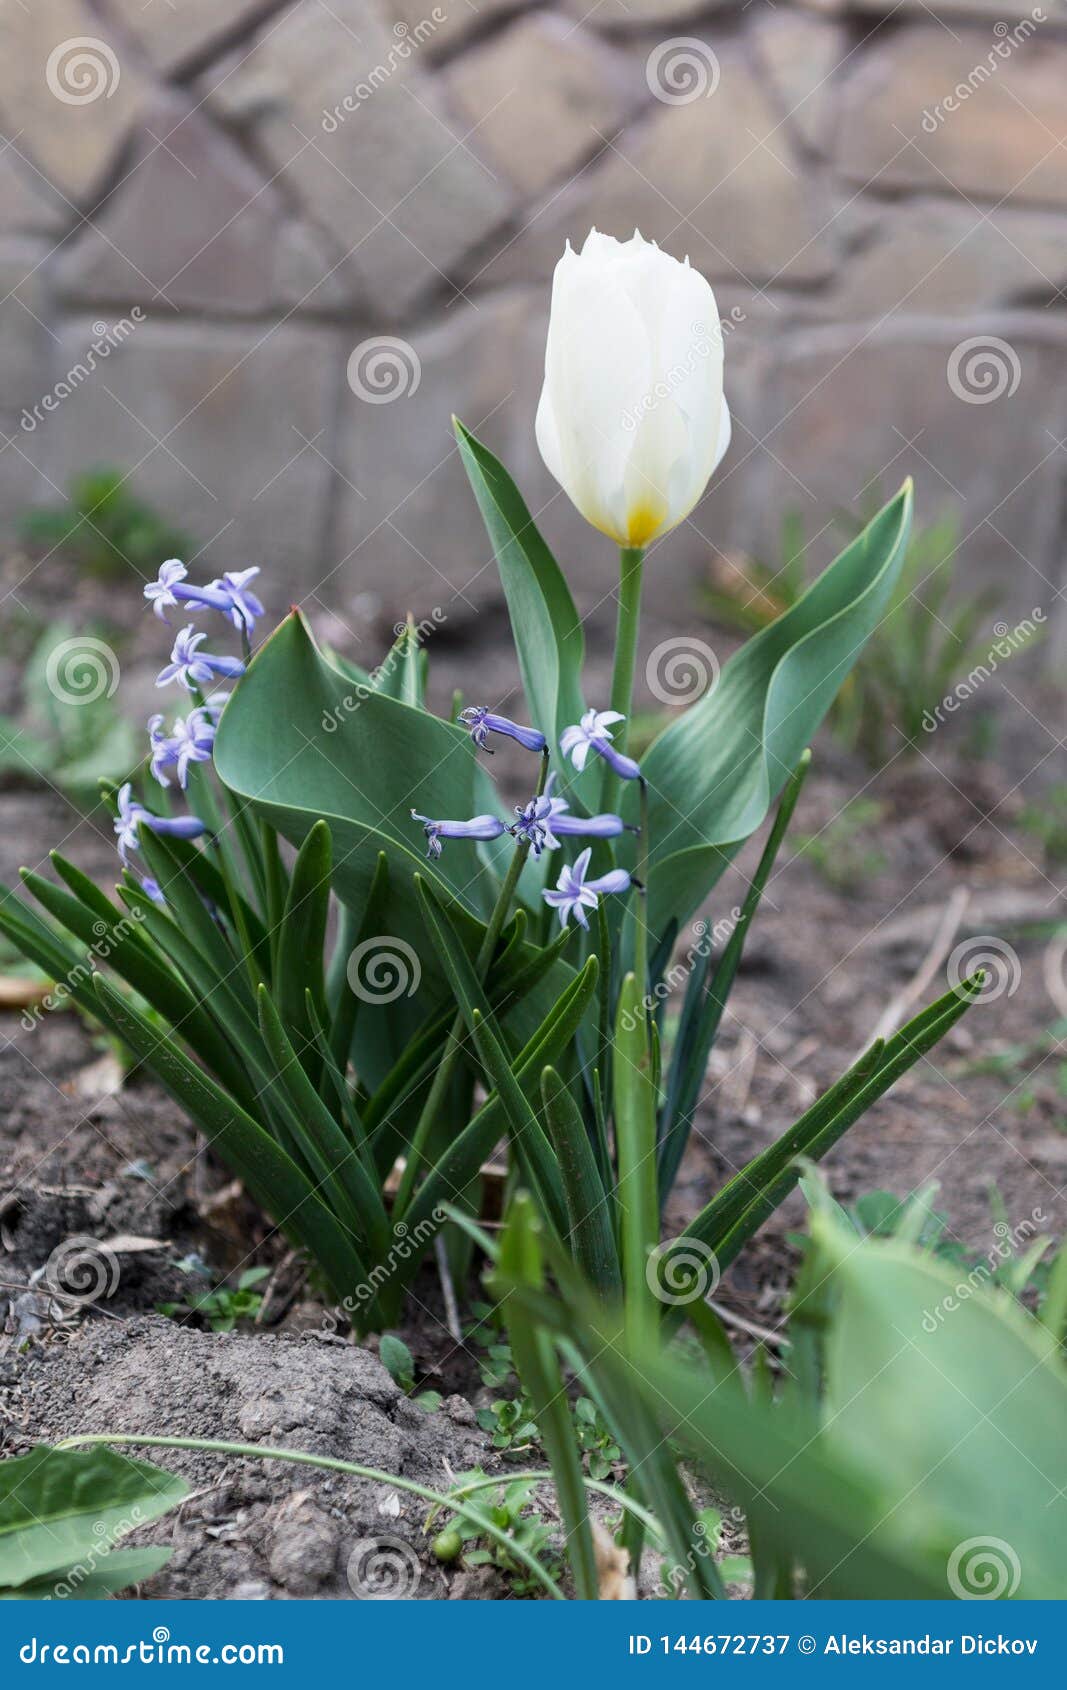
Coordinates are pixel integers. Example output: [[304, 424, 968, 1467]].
[[536, 229, 729, 546]]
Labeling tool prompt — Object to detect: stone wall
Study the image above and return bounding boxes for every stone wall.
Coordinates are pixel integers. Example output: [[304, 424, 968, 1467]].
[[1, 0, 1066, 639]]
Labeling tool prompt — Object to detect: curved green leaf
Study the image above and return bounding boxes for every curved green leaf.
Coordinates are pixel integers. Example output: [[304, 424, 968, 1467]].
[[454, 418, 585, 751], [816, 1218, 1067, 1599], [637, 482, 913, 930]]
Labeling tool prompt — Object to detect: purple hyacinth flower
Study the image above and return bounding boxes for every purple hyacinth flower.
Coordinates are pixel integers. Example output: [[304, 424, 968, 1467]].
[[410, 810, 507, 861], [178, 709, 217, 787], [536, 771, 633, 843], [114, 783, 147, 865], [147, 713, 180, 787], [559, 708, 641, 782], [145, 559, 191, 623], [156, 626, 246, 691], [142, 877, 167, 907], [552, 811, 631, 839], [151, 707, 217, 789], [511, 794, 559, 856], [144, 559, 235, 625], [458, 706, 547, 756], [208, 567, 264, 634], [542, 847, 633, 930], [114, 781, 208, 866]]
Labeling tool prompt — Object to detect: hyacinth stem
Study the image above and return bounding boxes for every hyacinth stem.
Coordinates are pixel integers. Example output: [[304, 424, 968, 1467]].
[[188, 682, 263, 913], [600, 545, 644, 816], [395, 749, 551, 1211]]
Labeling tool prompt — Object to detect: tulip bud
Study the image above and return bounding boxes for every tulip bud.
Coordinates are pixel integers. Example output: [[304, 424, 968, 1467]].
[[535, 228, 731, 548]]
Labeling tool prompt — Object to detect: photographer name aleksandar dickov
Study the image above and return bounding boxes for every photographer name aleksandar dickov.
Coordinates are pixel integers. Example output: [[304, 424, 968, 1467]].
[[825, 1635, 1037, 1657]]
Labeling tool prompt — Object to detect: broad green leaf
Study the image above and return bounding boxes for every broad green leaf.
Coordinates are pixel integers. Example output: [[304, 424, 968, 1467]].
[[3, 1547, 172, 1600], [373, 616, 424, 707], [0, 1446, 186, 1590], [328, 851, 388, 1075], [378, 1333, 415, 1391], [816, 1218, 1067, 1599], [454, 418, 585, 753], [215, 609, 500, 920], [213, 609, 523, 1081], [637, 483, 914, 931]]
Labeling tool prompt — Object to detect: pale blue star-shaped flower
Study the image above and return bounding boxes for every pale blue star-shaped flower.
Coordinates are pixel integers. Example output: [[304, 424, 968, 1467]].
[[559, 708, 641, 782], [156, 626, 246, 691], [542, 847, 633, 929]]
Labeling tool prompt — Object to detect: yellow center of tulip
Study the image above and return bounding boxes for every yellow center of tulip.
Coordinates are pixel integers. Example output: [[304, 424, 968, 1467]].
[[622, 500, 667, 547]]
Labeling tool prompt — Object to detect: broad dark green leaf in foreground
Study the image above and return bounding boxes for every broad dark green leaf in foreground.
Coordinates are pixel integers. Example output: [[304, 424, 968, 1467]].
[[494, 1204, 1067, 1600], [0, 1445, 186, 1598], [814, 1217, 1067, 1600]]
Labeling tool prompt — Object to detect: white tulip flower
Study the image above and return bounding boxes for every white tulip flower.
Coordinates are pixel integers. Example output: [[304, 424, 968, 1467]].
[[535, 228, 731, 550]]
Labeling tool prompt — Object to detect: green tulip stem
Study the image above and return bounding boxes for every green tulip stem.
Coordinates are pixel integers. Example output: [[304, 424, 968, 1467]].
[[601, 545, 645, 816], [394, 748, 551, 1211], [634, 776, 650, 1032]]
